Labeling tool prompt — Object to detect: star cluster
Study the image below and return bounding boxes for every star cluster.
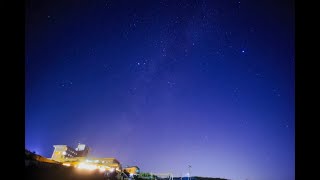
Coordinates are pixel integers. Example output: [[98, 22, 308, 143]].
[[26, 1, 294, 180]]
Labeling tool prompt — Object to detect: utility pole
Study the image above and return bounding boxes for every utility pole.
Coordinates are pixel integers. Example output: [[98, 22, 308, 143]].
[[188, 165, 191, 180]]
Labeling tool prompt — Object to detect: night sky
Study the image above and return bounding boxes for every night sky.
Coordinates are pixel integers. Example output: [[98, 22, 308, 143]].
[[25, 0, 295, 180]]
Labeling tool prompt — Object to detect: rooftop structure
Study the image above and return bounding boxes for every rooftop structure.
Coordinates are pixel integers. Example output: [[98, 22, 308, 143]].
[[50, 143, 122, 172]]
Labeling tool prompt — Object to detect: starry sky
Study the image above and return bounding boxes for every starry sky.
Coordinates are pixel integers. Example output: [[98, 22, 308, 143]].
[[25, 0, 295, 180]]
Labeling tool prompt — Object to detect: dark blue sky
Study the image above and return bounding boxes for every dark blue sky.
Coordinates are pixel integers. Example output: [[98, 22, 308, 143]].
[[25, 0, 294, 179]]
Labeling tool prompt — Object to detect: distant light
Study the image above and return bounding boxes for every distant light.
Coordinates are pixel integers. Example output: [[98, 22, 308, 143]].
[[77, 163, 97, 171], [99, 167, 106, 172], [242, 50, 245, 53], [110, 168, 115, 172], [63, 163, 71, 166], [130, 173, 134, 177], [62, 151, 66, 155]]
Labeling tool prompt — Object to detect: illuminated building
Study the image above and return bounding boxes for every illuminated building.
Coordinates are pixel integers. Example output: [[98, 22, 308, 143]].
[[51, 145, 77, 162], [75, 143, 90, 157], [50, 143, 122, 172], [51, 143, 90, 162], [124, 166, 140, 175], [61, 157, 122, 172]]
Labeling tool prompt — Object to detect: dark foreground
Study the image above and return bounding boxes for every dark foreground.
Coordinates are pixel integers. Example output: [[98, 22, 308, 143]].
[[25, 164, 107, 180], [25, 150, 228, 180], [25, 165, 229, 180]]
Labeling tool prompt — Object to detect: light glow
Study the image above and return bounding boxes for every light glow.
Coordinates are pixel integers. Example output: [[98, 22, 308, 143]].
[[109, 168, 115, 172], [99, 167, 106, 172], [77, 162, 97, 170]]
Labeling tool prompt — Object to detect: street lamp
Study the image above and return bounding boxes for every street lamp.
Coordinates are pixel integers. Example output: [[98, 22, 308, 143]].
[[188, 165, 191, 180]]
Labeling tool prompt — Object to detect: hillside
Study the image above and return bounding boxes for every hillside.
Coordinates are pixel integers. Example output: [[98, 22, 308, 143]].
[[25, 150, 229, 180]]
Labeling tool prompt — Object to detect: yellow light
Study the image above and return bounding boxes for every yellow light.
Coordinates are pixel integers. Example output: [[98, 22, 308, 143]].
[[63, 163, 71, 166], [99, 167, 106, 172], [77, 162, 97, 170]]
